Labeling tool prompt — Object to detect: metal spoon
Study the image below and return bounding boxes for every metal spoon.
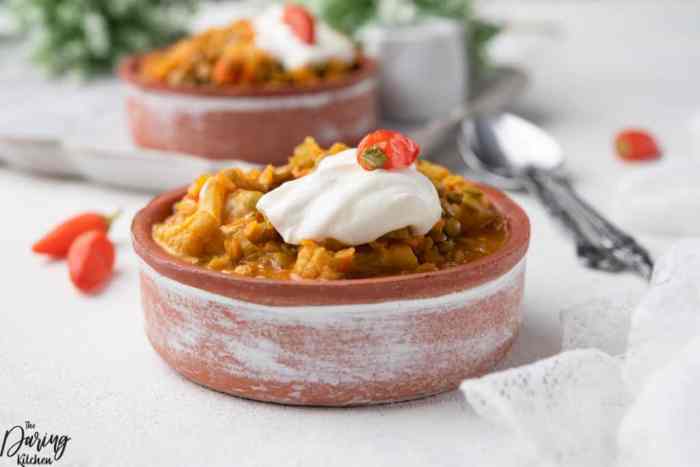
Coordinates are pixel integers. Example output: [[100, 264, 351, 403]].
[[459, 113, 654, 280]]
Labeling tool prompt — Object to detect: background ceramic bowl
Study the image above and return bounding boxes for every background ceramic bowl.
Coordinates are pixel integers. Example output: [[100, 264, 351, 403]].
[[119, 56, 379, 165], [132, 185, 530, 406]]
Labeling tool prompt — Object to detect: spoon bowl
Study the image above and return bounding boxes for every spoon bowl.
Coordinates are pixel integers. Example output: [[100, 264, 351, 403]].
[[458, 113, 654, 280], [459, 113, 565, 190]]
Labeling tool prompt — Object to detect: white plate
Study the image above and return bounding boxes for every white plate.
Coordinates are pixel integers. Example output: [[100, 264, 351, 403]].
[[0, 79, 258, 193], [0, 137, 75, 176]]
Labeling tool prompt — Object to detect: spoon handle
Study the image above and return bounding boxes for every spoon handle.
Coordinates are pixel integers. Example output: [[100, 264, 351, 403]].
[[523, 169, 628, 273], [551, 176, 654, 280], [524, 167, 653, 280]]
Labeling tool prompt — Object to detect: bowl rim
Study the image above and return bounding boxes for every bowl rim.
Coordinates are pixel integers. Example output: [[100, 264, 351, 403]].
[[118, 53, 378, 99], [132, 182, 530, 307]]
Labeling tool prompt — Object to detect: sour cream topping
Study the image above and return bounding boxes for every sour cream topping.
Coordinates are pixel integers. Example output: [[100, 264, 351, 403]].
[[252, 5, 357, 70], [257, 149, 442, 246]]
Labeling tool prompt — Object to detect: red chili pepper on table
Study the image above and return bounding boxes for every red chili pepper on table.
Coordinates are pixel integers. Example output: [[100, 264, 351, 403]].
[[357, 130, 421, 171], [615, 129, 661, 162], [68, 230, 116, 294], [283, 4, 316, 45], [32, 211, 120, 258]]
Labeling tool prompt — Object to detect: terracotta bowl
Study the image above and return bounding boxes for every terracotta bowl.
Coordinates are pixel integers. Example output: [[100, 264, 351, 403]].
[[119, 56, 379, 165], [131, 185, 530, 406]]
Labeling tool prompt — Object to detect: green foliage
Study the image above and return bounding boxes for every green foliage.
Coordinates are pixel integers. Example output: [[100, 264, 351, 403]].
[[298, 0, 501, 75], [301, 0, 376, 36], [9, 0, 197, 76], [470, 19, 502, 72], [413, 0, 471, 19]]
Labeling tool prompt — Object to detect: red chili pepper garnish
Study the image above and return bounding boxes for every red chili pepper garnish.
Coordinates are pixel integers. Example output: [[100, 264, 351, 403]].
[[283, 4, 316, 45], [32, 210, 121, 258], [68, 230, 115, 294], [357, 130, 421, 171], [615, 129, 661, 162]]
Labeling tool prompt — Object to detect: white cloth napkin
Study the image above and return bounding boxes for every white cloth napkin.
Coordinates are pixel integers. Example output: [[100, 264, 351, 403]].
[[461, 239, 700, 467]]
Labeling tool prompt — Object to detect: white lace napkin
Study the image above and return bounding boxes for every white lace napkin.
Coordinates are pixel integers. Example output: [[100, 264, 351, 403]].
[[618, 336, 700, 467], [560, 297, 634, 355], [461, 239, 700, 467], [624, 239, 700, 392], [462, 349, 629, 467]]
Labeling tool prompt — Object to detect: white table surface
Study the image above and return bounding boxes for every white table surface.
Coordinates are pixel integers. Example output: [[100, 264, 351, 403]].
[[1, 1, 697, 465]]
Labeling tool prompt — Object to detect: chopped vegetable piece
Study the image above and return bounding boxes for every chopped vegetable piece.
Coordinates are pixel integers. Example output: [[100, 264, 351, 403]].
[[283, 4, 316, 45], [357, 130, 420, 171], [615, 129, 661, 162]]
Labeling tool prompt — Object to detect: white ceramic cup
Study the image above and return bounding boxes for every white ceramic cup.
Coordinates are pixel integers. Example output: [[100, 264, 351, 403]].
[[359, 17, 468, 122]]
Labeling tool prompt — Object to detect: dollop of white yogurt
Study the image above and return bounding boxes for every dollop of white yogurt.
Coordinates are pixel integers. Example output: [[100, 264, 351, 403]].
[[257, 149, 442, 246], [252, 5, 357, 70]]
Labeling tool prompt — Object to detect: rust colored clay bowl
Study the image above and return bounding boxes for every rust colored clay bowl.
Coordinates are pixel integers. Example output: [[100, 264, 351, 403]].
[[132, 185, 530, 406], [119, 56, 379, 165]]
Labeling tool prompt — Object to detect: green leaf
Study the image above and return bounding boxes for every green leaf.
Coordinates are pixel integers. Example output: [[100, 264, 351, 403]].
[[84, 11, 111, 57], [299, 0, 378, 35], [469, 19, 503, 76], [9, 0, 198, 77], [413, 0, 471, 19]]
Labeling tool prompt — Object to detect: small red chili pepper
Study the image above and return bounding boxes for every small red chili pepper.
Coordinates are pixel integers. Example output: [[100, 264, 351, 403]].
[[283, 4, 316, 45], [32, 210, 120, 258], [357, 130, 421, 171], [615, 129, 661, 162], [68, 230, 115, 294]]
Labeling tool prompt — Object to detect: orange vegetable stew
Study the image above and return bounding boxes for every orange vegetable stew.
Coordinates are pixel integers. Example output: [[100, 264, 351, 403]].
[[153, 138, 509, 281], [140, 19, 359, 88]]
